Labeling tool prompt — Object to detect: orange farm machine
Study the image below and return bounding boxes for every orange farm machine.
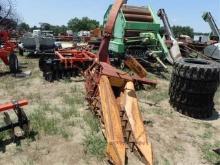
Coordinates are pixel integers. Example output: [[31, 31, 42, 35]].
[[0, 31, 19, 73], [39, 48, 97, 82], [0, 32, 29, 139]]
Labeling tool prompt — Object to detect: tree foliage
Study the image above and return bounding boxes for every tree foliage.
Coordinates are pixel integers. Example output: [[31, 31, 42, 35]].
[[50, 25, 67, 35], [18, 22, 30, 32], [17, 16, 99, 36], [0, 0, 19, 29], [172, 26, 194, 38], [67, 17, 99, 32], [41, 23, 67, 35]]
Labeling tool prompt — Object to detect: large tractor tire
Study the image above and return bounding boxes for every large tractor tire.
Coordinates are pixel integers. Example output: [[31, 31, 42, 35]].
[[169, 58, 220, 119], [9, 53, 19, 74]]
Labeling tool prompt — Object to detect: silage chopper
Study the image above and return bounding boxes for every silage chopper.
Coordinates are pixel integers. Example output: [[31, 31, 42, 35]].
[[84, 0, 157, 164]]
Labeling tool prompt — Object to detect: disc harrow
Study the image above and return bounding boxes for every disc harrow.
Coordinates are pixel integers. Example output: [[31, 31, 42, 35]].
[[39, 48, 96, 82]]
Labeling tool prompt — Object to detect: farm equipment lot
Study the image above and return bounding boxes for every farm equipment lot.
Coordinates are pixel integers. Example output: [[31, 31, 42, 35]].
[[0, 55, 219, 165]]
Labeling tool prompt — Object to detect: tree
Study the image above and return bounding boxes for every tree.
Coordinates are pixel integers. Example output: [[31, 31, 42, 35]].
[[172, 26, 194, 38], [0, 0, 19, 29], [18, 22, 30, 32], [30, 25, 38, 31], [67, 17, 99, 32], [50, 25, 67, 35], [40, 23, 51, 30]]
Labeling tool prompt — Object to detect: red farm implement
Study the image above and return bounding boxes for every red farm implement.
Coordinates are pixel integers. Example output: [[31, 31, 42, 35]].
[[0, 99, 29, 138], [39, 48, 97, 82], [0, 31, 19, 74]]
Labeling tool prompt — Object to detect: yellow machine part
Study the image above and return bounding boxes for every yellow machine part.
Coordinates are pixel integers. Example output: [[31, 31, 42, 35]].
[[98, 75, 153, 165], [122, 81, 153, 164], [99, 75, 126, 165], [124, 56, 147, 78]]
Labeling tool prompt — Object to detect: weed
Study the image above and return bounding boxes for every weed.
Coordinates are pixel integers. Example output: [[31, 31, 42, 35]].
[[201, 142, 220, 164], [83, 112, 106, 160], [22, 159, 35, 165], [67, 120, 75, 127], [60, 129, 71, 139], [83, 113, 100, 133], [147, 91, 169, 103], [203, 122, 213, 129], [200, 130, 213, 139], [161, 157, 171, 165], [30, 110, 60, 135], [0, 131, 8, 141], [83, 132, 106, 160], [60, 106, 79, 119], [175, 145, 185, 154], [26, 92, 41, 102]]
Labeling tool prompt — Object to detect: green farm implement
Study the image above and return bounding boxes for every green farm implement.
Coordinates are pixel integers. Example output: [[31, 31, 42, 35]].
[[104, 3, 171, 69]]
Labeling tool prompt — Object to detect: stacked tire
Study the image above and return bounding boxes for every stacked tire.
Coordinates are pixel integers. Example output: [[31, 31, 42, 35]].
[[169, 58, 220, 119]]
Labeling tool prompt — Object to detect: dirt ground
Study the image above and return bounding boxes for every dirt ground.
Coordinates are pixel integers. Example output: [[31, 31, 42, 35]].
[[0, 55, 219, 165]]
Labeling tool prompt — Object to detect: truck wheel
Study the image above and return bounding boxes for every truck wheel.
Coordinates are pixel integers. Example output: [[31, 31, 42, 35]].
[[9, 53, 19, 74], [169, 58, 220, 119]]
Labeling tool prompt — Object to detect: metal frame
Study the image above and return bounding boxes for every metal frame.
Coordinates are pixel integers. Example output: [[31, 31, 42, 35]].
[[84, 0, 154, 164], [40, 48, 97, 82], [0, 100, 29, 135], [0, 31, 16, 66]]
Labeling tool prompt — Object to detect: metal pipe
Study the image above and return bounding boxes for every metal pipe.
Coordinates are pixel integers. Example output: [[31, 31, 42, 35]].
[[0, 100, 28, 112]]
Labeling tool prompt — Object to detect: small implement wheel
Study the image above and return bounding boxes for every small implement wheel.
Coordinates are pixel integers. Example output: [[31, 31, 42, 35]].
[[9, 53, 19, 74]]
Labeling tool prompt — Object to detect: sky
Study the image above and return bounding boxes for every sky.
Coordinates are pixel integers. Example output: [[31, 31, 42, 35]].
[[16, 0, 220, 33]]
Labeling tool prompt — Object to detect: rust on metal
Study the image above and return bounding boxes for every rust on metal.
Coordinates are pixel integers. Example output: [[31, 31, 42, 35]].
[[99, 75, 126, 165], [122, 81, 153, 164], [97, 0, 124, 63], [84, 0, 155, 164], [124, 56, 147, 78]]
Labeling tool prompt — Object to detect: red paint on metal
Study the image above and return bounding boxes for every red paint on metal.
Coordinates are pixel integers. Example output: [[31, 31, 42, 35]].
[[54, 49, 97, 69], [97, 0, 125, 63], [0, 31, 17, 65], [0, 99, 28, 113]]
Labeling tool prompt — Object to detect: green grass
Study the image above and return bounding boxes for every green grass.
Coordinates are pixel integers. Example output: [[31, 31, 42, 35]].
[[29, 104, 69, 139], [63, 92, 84, 108], [201, 142, 220, 164], [30, 109, 60, 136], [60, 105, 79, 119], [83, 113, 100, 133], [147, 90, 169, 103], [83, 112, 106, 159], [0, 131, 8, 141], [200, 130, 213, 140], [83, 132, 106, 160]]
